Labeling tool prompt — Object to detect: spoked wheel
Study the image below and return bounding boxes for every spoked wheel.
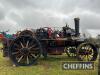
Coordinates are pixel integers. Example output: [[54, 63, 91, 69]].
[[65, 47, 76, 57], [9, 35, 41, 66], [77, 43, 98, 61]]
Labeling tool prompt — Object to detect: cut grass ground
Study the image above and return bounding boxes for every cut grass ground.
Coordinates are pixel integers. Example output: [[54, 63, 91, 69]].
[[0, 43, 98, 75]]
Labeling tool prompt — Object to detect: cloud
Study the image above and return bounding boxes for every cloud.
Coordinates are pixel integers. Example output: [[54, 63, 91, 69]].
[[0, 0, 100, 37]]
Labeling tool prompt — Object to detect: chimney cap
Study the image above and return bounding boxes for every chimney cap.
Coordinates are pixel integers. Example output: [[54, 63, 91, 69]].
[[74, 17, 80, 20]]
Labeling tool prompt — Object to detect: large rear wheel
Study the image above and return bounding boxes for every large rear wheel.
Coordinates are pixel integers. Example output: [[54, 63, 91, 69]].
[[9, 35, 41, 66]]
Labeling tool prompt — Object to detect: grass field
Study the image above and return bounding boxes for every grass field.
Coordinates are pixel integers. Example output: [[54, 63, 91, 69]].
[[0, 43, 98, 75]]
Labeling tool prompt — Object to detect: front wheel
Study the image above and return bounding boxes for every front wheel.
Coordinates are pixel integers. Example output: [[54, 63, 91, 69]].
[[77, 43, 98, 61], [65, 47, 76, 57]]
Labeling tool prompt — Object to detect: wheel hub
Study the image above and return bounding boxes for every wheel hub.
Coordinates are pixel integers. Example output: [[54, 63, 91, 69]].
[[20, 48, 29, 55], [85, 50, 92, 55]]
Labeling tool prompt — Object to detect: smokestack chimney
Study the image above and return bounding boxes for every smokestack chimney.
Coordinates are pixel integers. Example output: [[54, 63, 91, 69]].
[[74, 17, 80, 36]]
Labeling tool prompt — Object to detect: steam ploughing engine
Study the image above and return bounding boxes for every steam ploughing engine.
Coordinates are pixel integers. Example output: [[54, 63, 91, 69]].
[[0, 18, 98, 66]]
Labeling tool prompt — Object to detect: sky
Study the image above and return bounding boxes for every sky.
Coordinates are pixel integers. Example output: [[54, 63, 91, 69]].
[[0, 0, 100, 37]]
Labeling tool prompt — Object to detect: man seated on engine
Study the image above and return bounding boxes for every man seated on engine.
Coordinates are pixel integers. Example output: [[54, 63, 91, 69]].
[[62, 24, 72, 38]]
